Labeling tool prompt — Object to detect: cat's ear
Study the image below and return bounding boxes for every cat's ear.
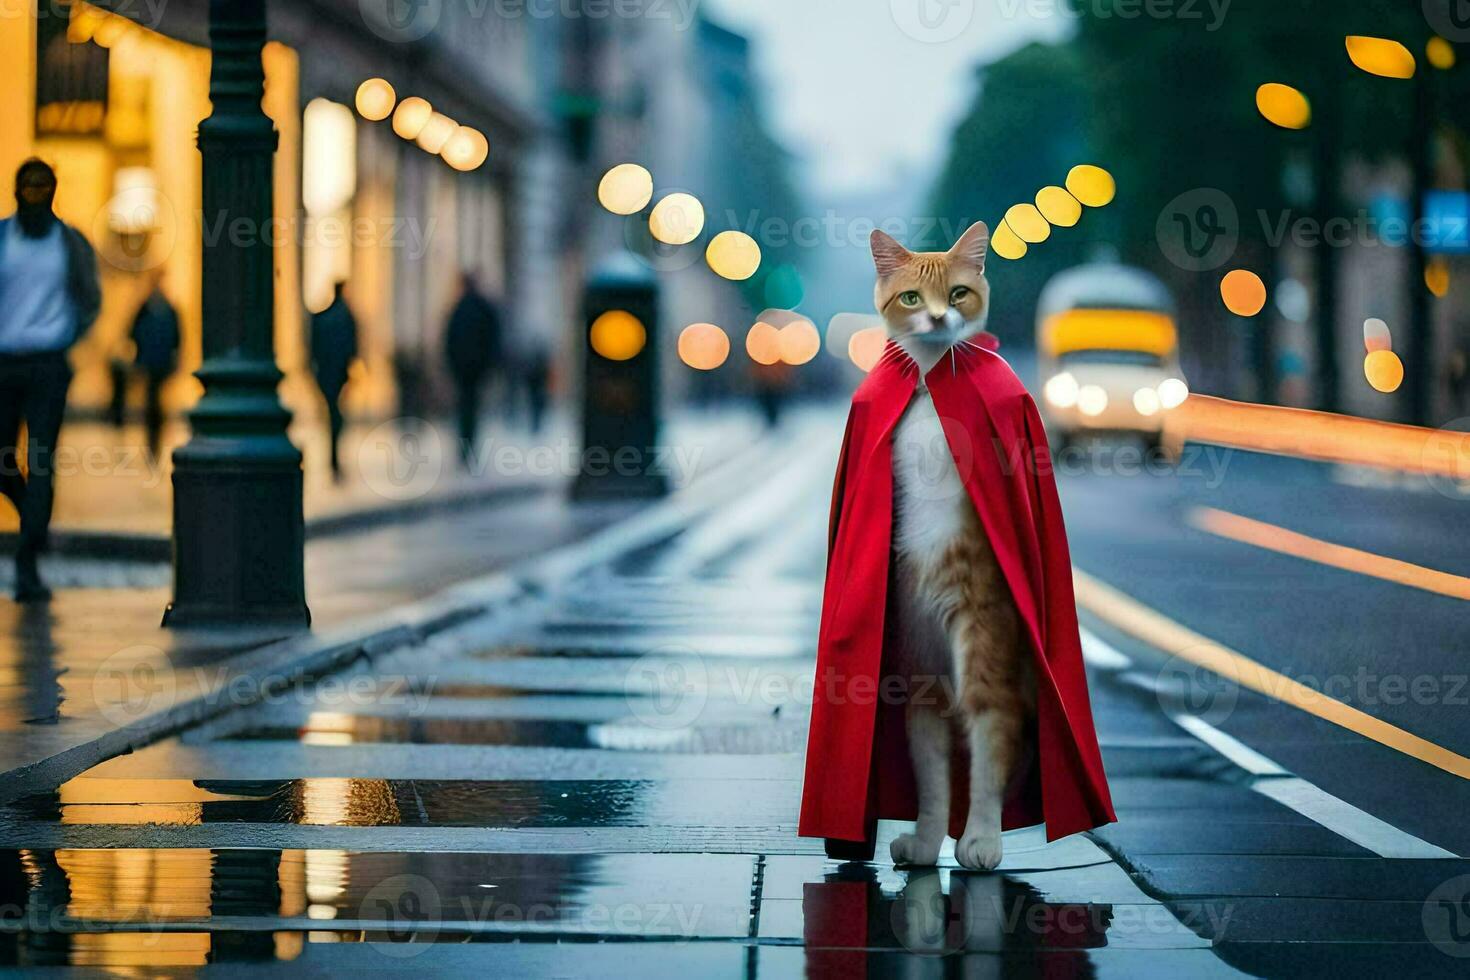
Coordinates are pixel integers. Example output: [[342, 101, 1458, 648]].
[[870, 229, 912, 278], [949, 221, 990, 272]]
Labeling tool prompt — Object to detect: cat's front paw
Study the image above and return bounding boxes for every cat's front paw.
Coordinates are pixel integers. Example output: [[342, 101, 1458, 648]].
[[890, 832, 942, 867], [954, 828, 1003, 871]]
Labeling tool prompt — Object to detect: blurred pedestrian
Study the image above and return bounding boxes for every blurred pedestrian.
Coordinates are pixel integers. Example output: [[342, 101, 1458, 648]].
[[0, 159, 101, 602], [752, 360, 792, 428], [443, 272, 502, 468], [522, 342, 551, 435], [310, 281, 358, 481], [128, 271, 180, 461]]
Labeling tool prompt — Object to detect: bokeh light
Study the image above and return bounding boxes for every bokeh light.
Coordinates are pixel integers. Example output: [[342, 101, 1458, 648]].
[[441, 126, 489, 171], [1221, 269, 1267, 316], [1036, 186, 1082, 227], [1363, 317, 1392, 353], [1133, 388, 1162, 417], [1158, 378, 1190, 409], [762, 264, 805, 309], [1255, 83, 1312, 130], [1066, 165, 1117, 208], [1428, 37, 1456, 71], [391, 97, 433, 140], [746, 321, 783, 365], [991, 222, 1028, 260], [1346, 36, 1417, 79], [778, 319, 821, 365], [678, 323, 731, 370], [355, 78, 396, 121], [848, 327, 887, 372], [1006, 203, 1051, 244], [589, 310, 646, 362], [1364, 349, 1404, 393], [649, 193, 706, 245], [416, 112, 457, 153], [1426, 260, 1450, 298], [705, 231, 762, 280], [598, 164, 654, 215], [1078, 385, 1109, 417]]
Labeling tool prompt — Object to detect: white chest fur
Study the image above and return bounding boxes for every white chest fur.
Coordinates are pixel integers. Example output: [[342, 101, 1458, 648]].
[[892, 388, 969, 566]]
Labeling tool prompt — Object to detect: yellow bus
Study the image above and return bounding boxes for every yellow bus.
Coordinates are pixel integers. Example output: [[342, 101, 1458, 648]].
[[1036, 263, 1189, 453]]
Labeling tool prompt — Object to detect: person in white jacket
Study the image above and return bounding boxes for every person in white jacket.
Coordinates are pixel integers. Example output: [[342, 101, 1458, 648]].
[[0, 159, 101, 602]]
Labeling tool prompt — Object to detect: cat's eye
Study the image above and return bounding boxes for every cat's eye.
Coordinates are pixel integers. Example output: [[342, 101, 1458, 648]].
[[898, 291, 923, 308], [950, 286, 971, 304]]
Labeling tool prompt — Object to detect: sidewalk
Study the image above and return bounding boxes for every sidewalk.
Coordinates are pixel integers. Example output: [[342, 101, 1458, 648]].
[[0, 407, 770, 800], [0, 410, 599, 559]]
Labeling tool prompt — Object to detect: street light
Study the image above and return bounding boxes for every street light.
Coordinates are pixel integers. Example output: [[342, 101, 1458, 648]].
[[164, 0, 309, 627]]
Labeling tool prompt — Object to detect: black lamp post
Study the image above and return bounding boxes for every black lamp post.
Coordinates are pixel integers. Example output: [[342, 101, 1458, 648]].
[[163, 0, 309, 628]]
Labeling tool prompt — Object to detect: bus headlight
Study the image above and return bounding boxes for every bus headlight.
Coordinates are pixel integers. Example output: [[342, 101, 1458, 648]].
[[1043, 372, 1080, 409], [1078, 385, 1109, 417], [1133, 387, 1161, 416], [1158, 378, 1189, 409]]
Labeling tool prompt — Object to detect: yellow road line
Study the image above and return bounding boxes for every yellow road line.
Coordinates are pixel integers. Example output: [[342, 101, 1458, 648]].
[[1188, 506, 1470, 602], [1072, 568, 1470, 781]]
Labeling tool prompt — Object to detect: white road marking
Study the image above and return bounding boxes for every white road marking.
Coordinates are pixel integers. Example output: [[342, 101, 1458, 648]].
[[1078, 625, 1459, 859]]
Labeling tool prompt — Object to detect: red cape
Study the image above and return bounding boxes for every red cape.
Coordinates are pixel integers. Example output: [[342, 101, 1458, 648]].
[[799, 341, 1115, 844]]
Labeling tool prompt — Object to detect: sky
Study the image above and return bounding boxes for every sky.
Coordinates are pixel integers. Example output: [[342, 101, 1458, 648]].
[[703, 0, 1070, 199]]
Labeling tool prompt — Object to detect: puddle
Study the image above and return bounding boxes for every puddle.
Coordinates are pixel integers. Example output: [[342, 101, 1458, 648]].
[[4, 778, 796, 829]]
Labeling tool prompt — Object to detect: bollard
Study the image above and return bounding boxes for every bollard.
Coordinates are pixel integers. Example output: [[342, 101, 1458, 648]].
[[572, 252, 669, 499]]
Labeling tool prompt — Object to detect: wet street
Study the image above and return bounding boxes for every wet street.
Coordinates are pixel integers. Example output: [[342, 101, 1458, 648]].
[[0, 410, 1468, 977]]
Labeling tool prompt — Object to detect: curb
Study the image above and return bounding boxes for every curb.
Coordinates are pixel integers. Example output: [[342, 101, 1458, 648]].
[[0, 480, 546, 563]]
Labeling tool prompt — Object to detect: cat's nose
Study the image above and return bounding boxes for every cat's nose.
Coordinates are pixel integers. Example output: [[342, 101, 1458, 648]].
[[929, 313, 949, 328]]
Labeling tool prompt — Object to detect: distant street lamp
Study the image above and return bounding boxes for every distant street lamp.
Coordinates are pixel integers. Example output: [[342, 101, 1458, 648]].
[[164, 0, 309, 627]]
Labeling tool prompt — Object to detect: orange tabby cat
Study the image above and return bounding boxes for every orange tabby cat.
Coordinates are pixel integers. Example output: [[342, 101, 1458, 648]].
[[873, 222, 1035, 870]]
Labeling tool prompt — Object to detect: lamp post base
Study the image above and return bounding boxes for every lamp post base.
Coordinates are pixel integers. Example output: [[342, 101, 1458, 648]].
[[164, 442, 310, 630]]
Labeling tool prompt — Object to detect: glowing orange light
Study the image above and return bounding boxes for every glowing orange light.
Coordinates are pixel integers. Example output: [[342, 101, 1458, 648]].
[[848, 327, 888, 372], [598, 164, 654, 215], [746, 321, 782, 366], [1364, 349, 1404, 393], [392, 97, 433, 140], [678, 323, 730, 371], [441, 127, 489, 171], [1256, 83, 1311, 130], [589, 310, 646, 362], [1220, 270, 1267, 317], [778, 320, 821, 366], [1346, 36, 1417, 79], [1426, 260, 1450, 298], [416, 112, 457, 154], [355, 78, 397, 121]]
